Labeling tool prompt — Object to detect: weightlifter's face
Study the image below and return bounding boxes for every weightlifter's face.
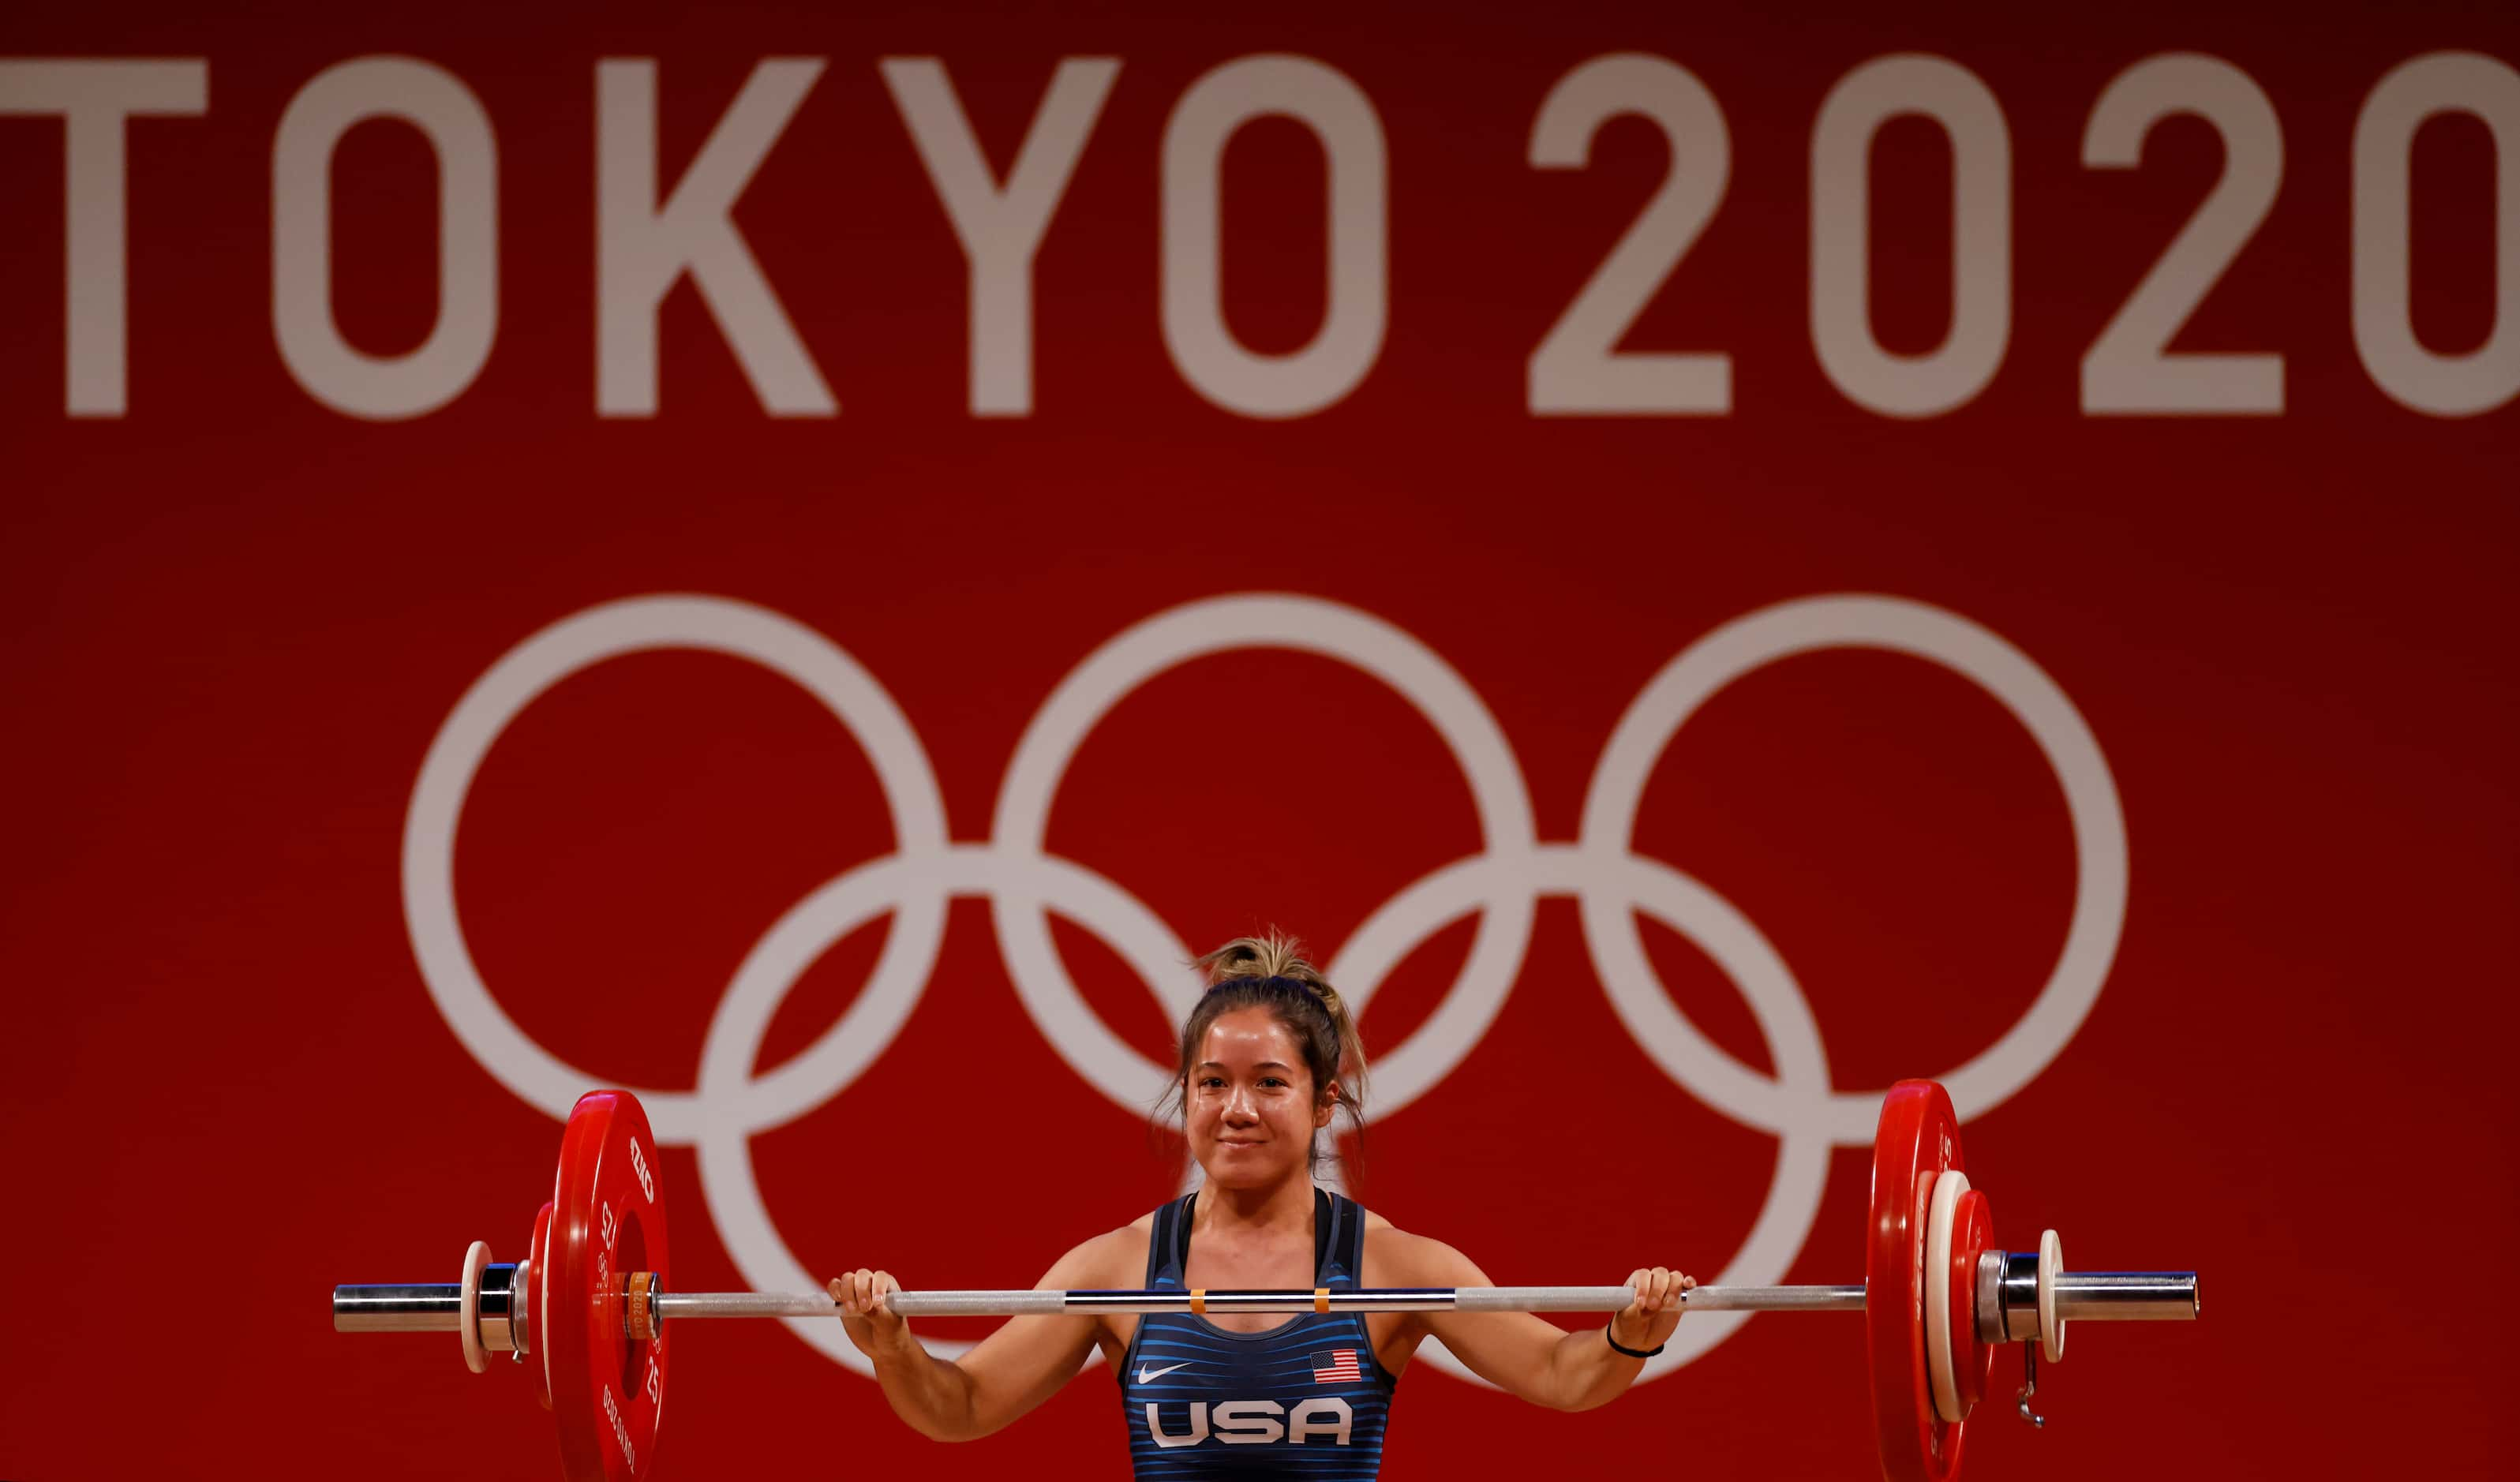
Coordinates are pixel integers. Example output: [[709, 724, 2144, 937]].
[[1186, 1006, 1335, 1189]]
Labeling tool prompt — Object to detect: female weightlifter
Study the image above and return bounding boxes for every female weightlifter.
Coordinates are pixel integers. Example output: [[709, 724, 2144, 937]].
[[828, 931, 1694, 1475]]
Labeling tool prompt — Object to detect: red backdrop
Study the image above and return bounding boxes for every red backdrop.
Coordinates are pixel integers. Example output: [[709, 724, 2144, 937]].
[[3, 2, 2514, 1478]]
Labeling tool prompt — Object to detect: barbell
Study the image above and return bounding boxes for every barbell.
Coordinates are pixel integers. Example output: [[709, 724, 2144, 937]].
[[330, 1081, 2199, 1480]]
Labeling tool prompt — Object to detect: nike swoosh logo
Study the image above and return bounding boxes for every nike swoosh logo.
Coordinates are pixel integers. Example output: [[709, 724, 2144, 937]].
[[1134, 1361, 1193, 1385]]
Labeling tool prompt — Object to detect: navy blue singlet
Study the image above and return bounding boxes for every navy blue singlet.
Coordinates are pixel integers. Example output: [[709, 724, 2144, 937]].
[[1121, 1189, 1399, 1479]]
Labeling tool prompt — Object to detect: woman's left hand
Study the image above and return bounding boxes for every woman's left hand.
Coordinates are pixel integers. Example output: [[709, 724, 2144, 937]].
[[1610, 1267, 1696, 1355]]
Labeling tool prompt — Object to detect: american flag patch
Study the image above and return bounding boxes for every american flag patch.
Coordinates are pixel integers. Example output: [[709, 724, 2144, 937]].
[[1309, 1348, 1362, 1383]]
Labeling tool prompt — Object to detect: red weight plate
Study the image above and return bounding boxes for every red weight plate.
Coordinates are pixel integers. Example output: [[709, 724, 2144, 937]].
[[549, 1091, 672, 1482], [1868, 1080, 1966, 1482], [1948, 1188, 1995, 1416], [531, 1200, 556, 1413]]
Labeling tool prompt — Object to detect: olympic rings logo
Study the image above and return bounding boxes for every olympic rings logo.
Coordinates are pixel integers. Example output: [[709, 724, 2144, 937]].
[[403, 592, 2126, 1387]]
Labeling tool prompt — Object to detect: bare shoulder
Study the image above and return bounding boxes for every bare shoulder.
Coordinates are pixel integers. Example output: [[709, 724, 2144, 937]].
[[1042, 1221, 1151, 1289], [1361, 1219, 1488, 1285]]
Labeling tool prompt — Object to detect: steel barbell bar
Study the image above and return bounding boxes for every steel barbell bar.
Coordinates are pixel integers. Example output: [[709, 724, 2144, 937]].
[[332, 1271, 2194, 1335]]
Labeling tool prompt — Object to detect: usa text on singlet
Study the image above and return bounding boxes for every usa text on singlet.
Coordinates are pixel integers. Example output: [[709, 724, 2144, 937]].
[[1120, 1190, 1400, 1479]]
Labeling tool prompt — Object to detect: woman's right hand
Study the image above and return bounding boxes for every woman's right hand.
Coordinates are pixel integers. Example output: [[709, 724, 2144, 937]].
[[829, 1268, 910, 1360]]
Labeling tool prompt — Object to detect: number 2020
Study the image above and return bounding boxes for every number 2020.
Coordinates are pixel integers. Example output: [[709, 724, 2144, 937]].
[[1528, 49, 2517, 420]]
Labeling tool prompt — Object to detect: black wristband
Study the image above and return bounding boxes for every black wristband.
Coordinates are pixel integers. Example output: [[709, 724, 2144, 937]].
[[1604, 1322, 1664, 1360]]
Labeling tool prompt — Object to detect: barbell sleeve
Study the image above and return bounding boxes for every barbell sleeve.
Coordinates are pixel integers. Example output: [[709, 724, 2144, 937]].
[[333, 1282, 470, 1332], [2048, 1272, 2201, 1323]]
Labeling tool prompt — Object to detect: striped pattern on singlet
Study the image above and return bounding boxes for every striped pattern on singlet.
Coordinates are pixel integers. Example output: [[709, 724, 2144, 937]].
[[1119, 1189, 1399, 1480]]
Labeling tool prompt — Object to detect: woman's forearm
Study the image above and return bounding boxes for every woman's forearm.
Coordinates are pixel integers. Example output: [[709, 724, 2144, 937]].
[[868, 1333, 982, 1440], [1545, 1323, 1646, 1412]]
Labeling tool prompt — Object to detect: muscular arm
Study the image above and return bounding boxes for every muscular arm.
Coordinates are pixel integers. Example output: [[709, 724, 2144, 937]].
[[838, 1230, 1129, 1442], [1376, 1229, 1676, 1413]]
